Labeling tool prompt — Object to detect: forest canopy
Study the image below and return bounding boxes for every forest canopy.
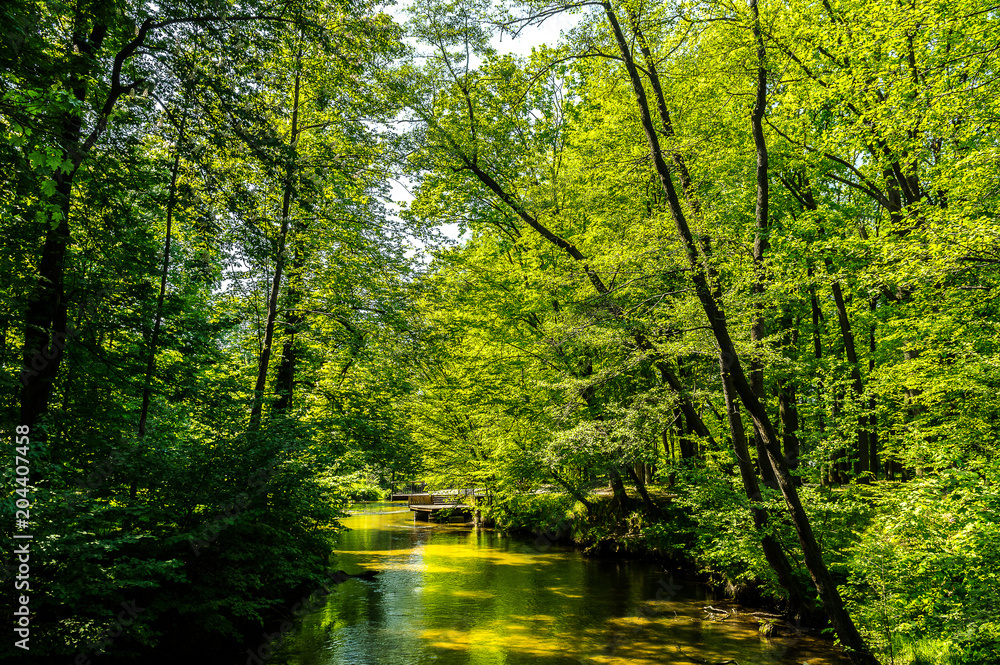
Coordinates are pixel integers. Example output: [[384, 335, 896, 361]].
[[2, 0, 999, 663]]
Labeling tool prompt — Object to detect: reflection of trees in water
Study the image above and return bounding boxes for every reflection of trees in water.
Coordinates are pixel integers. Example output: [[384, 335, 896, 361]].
[[280, 510, 848, 665]]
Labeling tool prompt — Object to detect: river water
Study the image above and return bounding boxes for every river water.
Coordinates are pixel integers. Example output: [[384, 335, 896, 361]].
[[273, 502, 848, 665]]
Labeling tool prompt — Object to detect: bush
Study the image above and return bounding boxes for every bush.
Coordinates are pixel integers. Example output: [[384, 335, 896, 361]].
[[843, 469, 1000, 664], [329, 470, 385, 502], [484, 492, 575, 536]]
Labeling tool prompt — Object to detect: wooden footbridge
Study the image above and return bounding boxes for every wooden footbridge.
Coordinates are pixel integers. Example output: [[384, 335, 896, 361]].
[[399, 490, 485, 522]]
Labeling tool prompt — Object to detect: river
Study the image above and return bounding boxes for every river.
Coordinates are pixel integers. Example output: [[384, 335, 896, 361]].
[[272, 502, 849, 665]]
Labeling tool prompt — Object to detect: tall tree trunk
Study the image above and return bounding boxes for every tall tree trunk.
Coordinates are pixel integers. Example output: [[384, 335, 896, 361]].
[[810, 273, 824, 361], [748, 42, 778, 490], [632, 5, 780, 484], [138, 116, 186, 437], [792, 184, 869, 483], [273, 233, 304, 414], [18, 17, 93, 431], [830, 280, 870, 479], [678, 410, 695, 460], [20, 198, 71, 432], [869, 296, 879, 478], [249, 58, 302, 430], [809, 270, 827, 450], [778, 312, 802, 475], [778, 381, 800, 473], [601, 3, 879, 660]]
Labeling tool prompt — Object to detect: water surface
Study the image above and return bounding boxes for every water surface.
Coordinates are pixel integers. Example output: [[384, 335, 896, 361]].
[[274, 502, 848, 665]]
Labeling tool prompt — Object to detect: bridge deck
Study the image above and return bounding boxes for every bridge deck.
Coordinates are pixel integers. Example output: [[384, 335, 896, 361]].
[[408, 503, 468, 511], [406, 494, 478, 521]]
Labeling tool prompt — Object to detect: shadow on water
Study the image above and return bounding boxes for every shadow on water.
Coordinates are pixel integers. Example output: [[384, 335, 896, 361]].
[[271, 502, 849, 665]]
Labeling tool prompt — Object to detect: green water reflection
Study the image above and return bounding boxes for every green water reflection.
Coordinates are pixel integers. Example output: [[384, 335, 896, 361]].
[[274, 502, 848, 665]]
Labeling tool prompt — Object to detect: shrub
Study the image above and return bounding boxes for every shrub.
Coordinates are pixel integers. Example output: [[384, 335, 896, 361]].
[[844, 469, 1000, 664]]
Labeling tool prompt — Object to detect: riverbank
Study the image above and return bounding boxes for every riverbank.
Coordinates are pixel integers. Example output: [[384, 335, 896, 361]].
[[478, 475, 1000, 665]]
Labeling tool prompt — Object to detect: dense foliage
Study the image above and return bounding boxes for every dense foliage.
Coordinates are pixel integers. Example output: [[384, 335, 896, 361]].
[[1, 0, 416, 661], [2, 0, 998, 663], [397, 0, 1000, 662]]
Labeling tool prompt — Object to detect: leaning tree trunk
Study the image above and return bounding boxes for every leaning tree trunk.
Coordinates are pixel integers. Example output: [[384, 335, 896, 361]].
[[625, 463, 660, 517], [601, 2, 879, 661], [788, 177, 871, 483], [746, 25, 779, 491], [719, 355, 813, 620]]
